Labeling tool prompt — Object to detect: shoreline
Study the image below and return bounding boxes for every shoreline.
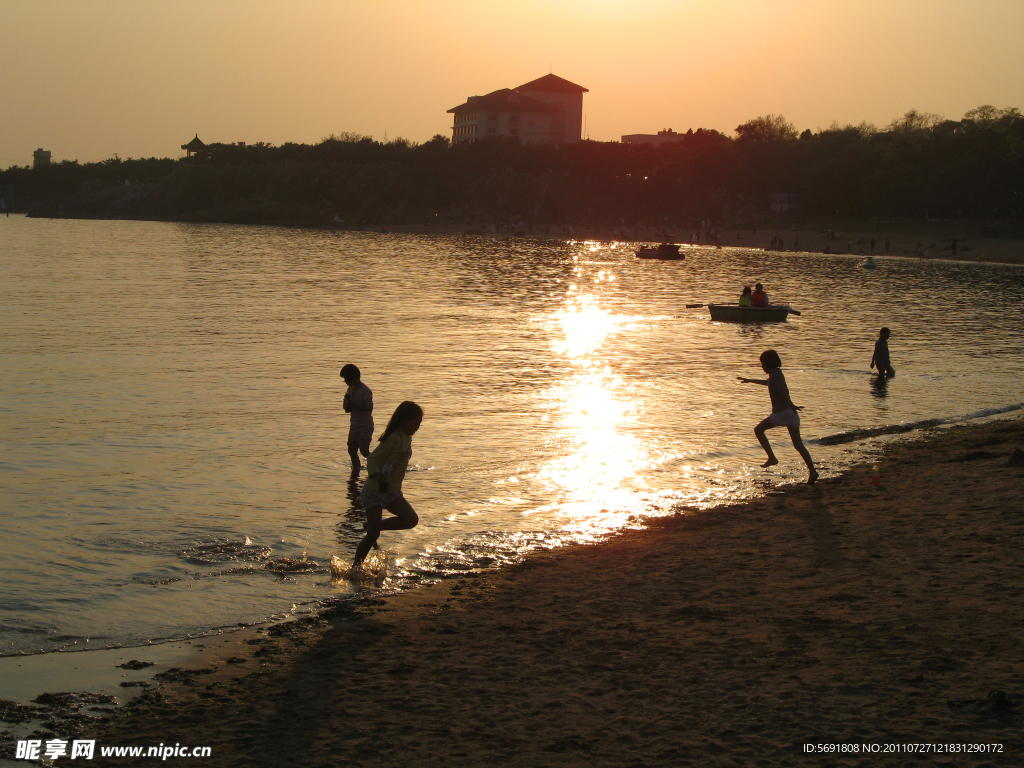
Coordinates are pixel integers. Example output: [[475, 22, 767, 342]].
[[11, 212, 1024, 267], [13, 415, 1016, 766]]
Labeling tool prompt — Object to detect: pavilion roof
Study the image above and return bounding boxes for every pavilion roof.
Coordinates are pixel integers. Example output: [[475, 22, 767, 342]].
[[181, 135, 207, 151]]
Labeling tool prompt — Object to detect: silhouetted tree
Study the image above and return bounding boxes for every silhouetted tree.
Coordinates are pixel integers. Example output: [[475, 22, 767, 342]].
[[735, 115, 798, 142], [3, 105, 1021, 224]]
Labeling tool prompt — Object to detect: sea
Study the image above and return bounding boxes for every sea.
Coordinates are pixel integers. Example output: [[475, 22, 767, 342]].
[[2, 214, 1023, 657]]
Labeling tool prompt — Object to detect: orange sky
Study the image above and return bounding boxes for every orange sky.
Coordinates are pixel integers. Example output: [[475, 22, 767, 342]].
[[2, 0, 1023, 166]]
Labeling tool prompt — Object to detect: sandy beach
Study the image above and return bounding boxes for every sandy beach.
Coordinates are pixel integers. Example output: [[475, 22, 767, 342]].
[[63, 416, 1023, 767]]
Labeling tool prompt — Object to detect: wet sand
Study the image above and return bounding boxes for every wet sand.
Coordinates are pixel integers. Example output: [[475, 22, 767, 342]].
[[81, 417, 1024, 766]]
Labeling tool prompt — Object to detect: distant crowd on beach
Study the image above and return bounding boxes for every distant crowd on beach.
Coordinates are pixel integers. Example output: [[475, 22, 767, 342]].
[[442, 218, 982, 259]]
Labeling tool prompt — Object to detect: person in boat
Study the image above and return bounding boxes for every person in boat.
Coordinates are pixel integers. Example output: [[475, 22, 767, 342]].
[[870, 327, 895, 378], [738, 286, 753, 307], [738, 350, 818, 485], [751, 283, 769, 307]]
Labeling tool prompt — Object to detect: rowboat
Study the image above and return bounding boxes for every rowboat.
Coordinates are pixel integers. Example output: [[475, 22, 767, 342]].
[[708, 304, 794, 322], [635, 243, 685, 260]]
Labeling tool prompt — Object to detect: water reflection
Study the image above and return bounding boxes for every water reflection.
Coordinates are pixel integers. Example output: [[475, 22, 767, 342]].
[[4, 217, 1024, 655], [536, 283, 651, 535], [870, 373, 890, 400], [336, 471, 366, 549]]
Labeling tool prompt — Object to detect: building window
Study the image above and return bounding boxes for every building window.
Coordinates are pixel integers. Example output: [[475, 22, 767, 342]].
[[488, 113, 497, 121]]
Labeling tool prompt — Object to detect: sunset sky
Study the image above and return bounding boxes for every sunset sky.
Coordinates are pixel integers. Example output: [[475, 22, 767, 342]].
[[2, 0, 1023, 166]]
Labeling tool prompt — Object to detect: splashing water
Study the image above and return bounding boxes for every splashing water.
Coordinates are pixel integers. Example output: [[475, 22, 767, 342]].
[[329, 552, 389, 584]]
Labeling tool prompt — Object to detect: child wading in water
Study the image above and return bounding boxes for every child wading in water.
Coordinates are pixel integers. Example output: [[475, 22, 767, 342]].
[[352, 401, 423, 569], [341, 364, 373, 471], [870, 327, 895, 378], [738, 350, 819, 484]]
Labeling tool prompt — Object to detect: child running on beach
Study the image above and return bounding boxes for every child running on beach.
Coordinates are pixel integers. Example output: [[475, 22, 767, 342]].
[[870, 327, 895, 378], [352, 401, 424, 569], [341, 364, 373, 471], [738, 350, 818, 484]]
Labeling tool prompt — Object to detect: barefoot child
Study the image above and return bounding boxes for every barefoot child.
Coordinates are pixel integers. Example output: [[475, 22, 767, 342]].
[[738, 350, 819, 485], [341, 364, 373, 470], [352, 401, 423, 569]]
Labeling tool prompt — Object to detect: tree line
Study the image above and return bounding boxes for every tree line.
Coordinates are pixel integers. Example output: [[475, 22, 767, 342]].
[[3, 106, 1021, 226]]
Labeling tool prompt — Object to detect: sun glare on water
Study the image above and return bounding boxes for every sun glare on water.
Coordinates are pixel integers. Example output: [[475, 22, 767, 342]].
[[535, 286, 654, 534]]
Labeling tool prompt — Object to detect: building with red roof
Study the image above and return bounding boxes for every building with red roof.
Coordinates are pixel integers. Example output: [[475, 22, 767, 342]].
[[447, 74, 587, 145]]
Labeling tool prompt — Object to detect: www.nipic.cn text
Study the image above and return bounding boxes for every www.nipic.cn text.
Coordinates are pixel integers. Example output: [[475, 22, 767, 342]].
[[16, 740, 212, 760]]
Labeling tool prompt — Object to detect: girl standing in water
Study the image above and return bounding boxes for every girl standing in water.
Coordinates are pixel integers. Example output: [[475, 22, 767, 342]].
[[738, 350, 818, 485], [352, 401, 424, 569]]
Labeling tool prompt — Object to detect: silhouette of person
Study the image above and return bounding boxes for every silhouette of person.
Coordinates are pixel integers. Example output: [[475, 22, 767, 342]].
[[870, 328, 895, 378], [353, 402, 424, 569], [738, 350, 818, 484], [341, 364, 374, 471]]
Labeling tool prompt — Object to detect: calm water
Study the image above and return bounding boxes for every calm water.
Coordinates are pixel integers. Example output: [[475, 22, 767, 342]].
[[2, 215, 1022, 655]]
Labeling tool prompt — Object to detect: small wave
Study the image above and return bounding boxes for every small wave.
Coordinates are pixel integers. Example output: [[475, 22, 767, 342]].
[[0, 624, 52, 636], [403, 530, 582, 580], [813, 403, 1023, 446], [131, 575, 182, 586], [263, 557, 321, 574], [181, 539, 272, 565]]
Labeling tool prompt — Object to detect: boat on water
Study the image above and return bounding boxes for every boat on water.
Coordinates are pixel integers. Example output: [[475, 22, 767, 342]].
[[636, 242, 685, 260], [708, 304, 795, 322], [861, 257, 878, 269]]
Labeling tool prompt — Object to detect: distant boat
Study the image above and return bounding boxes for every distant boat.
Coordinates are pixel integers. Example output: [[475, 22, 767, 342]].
[[636, 242, 685, 260], [861, 257, 878, 269], [708, 304, 795, 322]]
